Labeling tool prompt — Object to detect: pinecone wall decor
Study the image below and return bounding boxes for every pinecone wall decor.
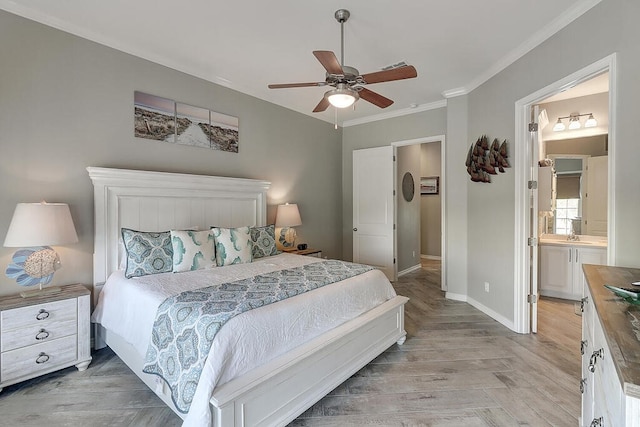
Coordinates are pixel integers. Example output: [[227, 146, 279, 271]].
[[465, 135, 510, 183]]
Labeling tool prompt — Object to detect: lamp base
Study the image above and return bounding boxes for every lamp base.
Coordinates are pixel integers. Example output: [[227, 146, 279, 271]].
[[278, 227, 297, 249], [20, 286, 62, 298]]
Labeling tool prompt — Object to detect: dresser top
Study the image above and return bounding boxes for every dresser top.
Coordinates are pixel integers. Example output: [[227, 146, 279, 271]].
[[583, 264, 640, 397], [0, 284, 90, 311]]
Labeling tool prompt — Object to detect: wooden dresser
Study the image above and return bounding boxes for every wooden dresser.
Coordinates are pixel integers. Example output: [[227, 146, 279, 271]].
[[581, 264, 640, 426], [0, 284, 92, 392]]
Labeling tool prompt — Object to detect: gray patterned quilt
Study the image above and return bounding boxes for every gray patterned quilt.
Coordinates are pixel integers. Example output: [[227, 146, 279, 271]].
[[142, 260, 373, 413]]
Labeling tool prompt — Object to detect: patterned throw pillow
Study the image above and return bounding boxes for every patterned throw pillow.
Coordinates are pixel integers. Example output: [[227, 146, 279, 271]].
[[250, 225, 280, 259], [170, 230, 216, 273], [121, 228, 173, 278], [212, 226, 252, 266]]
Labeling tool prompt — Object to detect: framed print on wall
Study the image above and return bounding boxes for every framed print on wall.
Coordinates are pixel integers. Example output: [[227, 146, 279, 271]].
[[420, 176, 439, 195]]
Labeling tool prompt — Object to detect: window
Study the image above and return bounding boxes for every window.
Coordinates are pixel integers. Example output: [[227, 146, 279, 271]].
[[554, 198, 580, 235]]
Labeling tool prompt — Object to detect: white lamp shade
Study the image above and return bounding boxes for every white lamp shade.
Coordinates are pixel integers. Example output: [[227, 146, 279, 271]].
[[275, 203, 302, 227], [568, 117, 581, 130], [552, 119, 565, 132], [326, 84, 359, 109], [4, 202, 78, 247]]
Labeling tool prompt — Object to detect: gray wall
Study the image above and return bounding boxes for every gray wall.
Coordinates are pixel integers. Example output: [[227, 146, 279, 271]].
[[0, 11, 342, 296], [462, 0, 640, 321], [420, 142, 442, 257], [396, 145, 421, 272], [341, 108, 447, 263]]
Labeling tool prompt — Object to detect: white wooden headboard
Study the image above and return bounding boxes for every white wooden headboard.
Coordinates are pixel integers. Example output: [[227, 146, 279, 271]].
[[87, 167, 270, 286]]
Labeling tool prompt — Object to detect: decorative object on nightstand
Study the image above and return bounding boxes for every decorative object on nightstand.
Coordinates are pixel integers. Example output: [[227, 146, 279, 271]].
[[0, 284, 91, 393], [4, 202, 78, 298], [289, 248, 322, 258], [275, 203, 302, 250]]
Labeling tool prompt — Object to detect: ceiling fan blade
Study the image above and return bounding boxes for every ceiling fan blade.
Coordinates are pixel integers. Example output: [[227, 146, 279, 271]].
[[361, 65, 417, 84], [313, 97, 330, 113], [313, 50, 344, 75], [358, 88, 394, 108], [268, 82, 326, 89]]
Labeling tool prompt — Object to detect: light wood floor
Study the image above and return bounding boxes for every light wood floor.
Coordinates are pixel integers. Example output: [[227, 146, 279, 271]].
[[0, 260, 581, 426]]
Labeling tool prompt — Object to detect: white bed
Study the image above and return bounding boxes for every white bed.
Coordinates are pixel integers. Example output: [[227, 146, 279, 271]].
[[88, 167, 408, 427]]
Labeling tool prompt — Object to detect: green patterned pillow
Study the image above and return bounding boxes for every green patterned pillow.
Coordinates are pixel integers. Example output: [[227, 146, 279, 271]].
[[250, 225, 280, 259], [212, 226, 252, 266], [171, 230, 216, 273], [121, 228, 173, 278]]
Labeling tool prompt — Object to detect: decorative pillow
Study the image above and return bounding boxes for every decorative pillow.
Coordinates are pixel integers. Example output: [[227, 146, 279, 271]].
[[121, 228, 173, 278], [170, 229, 216, 272], [250, 225, 280, 259], [212, 226, 252, 266]]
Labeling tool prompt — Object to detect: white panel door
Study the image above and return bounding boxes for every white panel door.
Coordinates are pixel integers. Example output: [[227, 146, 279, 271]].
[[585, 156, 608, 236], [353, 146, 396, 281]]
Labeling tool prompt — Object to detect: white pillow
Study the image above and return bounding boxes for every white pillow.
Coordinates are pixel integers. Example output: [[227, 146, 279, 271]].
[[212, 226, 252, 266], [171, 229, 216, 273]]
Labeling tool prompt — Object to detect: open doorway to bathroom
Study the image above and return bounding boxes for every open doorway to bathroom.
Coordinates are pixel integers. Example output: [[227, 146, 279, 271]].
[[514, 55, 615, 334]]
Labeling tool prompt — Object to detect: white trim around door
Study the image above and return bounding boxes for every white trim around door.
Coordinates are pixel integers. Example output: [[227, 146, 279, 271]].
[[513, 54, 616, 334]]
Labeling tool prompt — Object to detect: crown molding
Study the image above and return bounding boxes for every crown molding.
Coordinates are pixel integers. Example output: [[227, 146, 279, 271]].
[[441, 0, 602, 99], [342, 100, 447, 128]]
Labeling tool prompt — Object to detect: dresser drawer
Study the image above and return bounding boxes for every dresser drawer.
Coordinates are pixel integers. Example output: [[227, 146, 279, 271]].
[[1, 318, 77, 352], [1, 335, 77, 383], [1, 298, 76, 332]]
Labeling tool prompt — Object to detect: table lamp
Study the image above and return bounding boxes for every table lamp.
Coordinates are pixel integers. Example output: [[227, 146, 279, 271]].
[[4, 202, 78, 298], [275, 203, 302, 250]]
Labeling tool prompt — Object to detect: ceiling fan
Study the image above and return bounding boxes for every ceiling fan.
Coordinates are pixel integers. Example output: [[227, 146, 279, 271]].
[[268, 9, 418, 113]]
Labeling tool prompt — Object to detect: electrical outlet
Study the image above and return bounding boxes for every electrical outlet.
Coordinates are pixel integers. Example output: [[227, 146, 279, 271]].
[[484, 282, 490, 292]]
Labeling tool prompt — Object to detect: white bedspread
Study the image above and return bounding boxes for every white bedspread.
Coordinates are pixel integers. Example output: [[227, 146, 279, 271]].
[[91, 253, 396, 426]]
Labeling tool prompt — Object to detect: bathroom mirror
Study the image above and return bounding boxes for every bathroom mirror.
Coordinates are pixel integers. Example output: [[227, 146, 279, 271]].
[[541, 135, 608, 236]]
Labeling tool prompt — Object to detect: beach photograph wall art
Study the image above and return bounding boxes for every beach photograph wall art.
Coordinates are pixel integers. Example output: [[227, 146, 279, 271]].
[[134, 91, 239, 153]]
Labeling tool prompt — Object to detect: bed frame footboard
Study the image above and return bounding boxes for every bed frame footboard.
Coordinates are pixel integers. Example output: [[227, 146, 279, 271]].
[[100, 295, 407, 426]]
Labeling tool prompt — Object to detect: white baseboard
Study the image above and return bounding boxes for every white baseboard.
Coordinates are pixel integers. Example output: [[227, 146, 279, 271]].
[[420, 255, 442, 260], [398, 264, 422, 277], [466, 296, 516, 332], [445, 292, 467, 302]]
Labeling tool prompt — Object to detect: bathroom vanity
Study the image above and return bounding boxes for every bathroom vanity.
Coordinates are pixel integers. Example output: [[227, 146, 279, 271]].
[[539, 235, 607, 301]]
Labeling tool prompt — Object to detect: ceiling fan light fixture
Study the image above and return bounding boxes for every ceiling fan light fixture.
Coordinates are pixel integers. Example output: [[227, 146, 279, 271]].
[[326, 84, 359, 108]]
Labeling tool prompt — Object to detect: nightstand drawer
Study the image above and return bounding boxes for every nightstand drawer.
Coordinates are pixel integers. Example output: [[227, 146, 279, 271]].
[[1, 318, 78, 352], [1, 299, 76, 332], [1, 335, 77, 382]]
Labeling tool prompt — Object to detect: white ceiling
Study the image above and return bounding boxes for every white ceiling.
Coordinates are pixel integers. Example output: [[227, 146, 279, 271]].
[[0, 0, 601, 126]]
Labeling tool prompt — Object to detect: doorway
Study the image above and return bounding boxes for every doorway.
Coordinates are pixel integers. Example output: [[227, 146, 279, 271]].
[[392, 135, 446, 291], [513, 54, 616, 334]]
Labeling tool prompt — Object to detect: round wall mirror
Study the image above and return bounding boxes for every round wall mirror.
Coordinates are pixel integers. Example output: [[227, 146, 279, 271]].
[[401, 172, 415, 202]]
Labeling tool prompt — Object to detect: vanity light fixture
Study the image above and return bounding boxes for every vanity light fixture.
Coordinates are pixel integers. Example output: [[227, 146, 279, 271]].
[[552, 113, 597, 132]]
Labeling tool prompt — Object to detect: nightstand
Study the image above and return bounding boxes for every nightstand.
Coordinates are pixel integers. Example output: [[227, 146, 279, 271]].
[[286, 248, 322, 258], [0, 284, 91, 392]]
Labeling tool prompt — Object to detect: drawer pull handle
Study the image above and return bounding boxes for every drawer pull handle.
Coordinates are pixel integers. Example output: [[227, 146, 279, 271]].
[[580, 297, 588, 313], [581, 340, 587, 355], [35, 329, 50, 340], [35, 352, 50, 364], [580, 378, 587, 394], [588, 348, 604, 372], [590, 416, 603, 427], [36, 309, 50, 320]]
